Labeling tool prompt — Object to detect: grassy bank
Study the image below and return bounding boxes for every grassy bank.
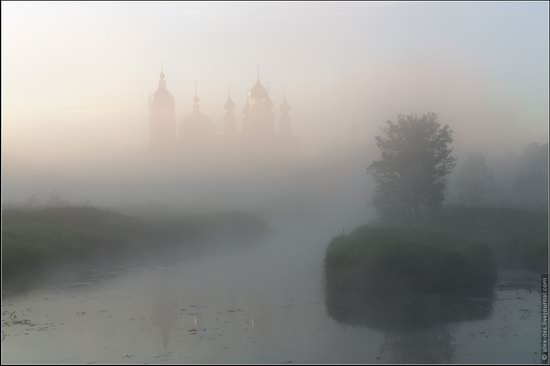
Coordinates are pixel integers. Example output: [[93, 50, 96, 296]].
[[2, 206, 270, 290]]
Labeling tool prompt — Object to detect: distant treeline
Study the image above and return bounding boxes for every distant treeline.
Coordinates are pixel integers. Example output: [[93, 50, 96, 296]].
[[448, 141, 548, 210]]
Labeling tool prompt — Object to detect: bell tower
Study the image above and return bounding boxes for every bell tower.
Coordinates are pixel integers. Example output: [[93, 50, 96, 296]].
[[149, 63, 176, 152]]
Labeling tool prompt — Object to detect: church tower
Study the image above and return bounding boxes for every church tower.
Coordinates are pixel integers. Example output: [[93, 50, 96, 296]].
[[263, 83, 275, 134], [279, 88, 292, 137], [245, 66, 275, 137], [180, 81, 215, 144], [223, 86, 237, 135], [149, 66, 176, 151]]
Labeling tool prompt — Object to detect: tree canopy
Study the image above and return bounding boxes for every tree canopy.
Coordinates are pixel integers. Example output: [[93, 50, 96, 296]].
[[367, 113, 456, 216]]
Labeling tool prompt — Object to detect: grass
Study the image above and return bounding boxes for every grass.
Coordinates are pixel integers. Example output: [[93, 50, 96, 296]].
[[2, 206, 269, 288]]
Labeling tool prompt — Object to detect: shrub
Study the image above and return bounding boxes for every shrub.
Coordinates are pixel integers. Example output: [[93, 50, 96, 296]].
[[324, 226, 497, 298]]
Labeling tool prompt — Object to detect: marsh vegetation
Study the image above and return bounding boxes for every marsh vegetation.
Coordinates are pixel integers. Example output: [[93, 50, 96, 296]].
[[2, 205, 269, 294]]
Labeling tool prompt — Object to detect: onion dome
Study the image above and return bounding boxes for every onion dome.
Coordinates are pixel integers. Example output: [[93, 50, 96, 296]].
[[225, 85, 235, 111], [192, 80, 201, 111], [181, 81, 215, 136], [250, 78, 267, 101], [157, 61, 167, 91], [250, 65, 267, 101], [152, 68, 173, 105], [225, 97, 235, 111]]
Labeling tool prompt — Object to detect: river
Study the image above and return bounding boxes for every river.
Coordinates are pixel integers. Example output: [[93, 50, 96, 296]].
[[1, 210, 542, 363]]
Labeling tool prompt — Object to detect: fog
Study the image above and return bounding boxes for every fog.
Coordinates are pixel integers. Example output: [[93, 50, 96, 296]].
[[1, 1, 548, 364], [2, 2, 548, 160], [2, 2, 548, 207]]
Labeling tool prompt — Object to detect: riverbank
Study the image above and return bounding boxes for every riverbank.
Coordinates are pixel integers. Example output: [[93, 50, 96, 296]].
[[2, 206, 270, 295]]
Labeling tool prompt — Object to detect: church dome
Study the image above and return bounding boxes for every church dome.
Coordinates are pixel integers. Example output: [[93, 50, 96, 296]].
[[250, 79, 267, 101], [225, 97, 235, 111], [152, 71, 174, 106], [181, 82, 215, 137], [153, 89, 174, 106]]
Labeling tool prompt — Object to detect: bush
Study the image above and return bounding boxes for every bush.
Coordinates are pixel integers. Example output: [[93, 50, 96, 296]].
[[324, 226, 497, 298]]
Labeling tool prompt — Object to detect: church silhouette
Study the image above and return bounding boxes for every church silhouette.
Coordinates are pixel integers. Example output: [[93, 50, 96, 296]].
[[149, 66, 298, 162]]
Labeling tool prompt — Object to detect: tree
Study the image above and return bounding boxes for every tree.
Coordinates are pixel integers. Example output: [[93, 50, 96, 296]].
[[457, 152, 493, 206], [515, 142, 548, 209], [367, 113, 456, 216]]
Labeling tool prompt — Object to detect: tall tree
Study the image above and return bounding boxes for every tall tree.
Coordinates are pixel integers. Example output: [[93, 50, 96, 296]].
[[367, 113, 456, 216]]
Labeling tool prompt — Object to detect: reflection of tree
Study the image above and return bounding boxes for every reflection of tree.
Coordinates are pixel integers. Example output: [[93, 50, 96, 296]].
[[326, 291, 495, 332], [325, 290, 495, 363], [383, 325, 455, 363]]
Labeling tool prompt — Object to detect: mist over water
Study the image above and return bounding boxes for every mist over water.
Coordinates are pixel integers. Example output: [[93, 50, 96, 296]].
[[1, 206, 542, 363], [1, 1, 548, 364]]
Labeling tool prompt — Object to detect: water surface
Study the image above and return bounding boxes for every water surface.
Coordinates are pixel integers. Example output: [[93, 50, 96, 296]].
[[1, 212, 541, 363]]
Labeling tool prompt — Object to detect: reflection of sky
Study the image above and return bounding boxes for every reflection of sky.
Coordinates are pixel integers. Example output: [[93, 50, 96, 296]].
[[2, 2, 548, 159]]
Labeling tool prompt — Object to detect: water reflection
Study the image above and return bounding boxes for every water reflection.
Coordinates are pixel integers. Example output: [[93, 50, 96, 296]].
[[382, 325, 455, 363], [325, 290, 496, 363]]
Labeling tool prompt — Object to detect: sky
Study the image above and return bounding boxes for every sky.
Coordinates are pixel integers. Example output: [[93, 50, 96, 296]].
[[2, 1, 549, 165]]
